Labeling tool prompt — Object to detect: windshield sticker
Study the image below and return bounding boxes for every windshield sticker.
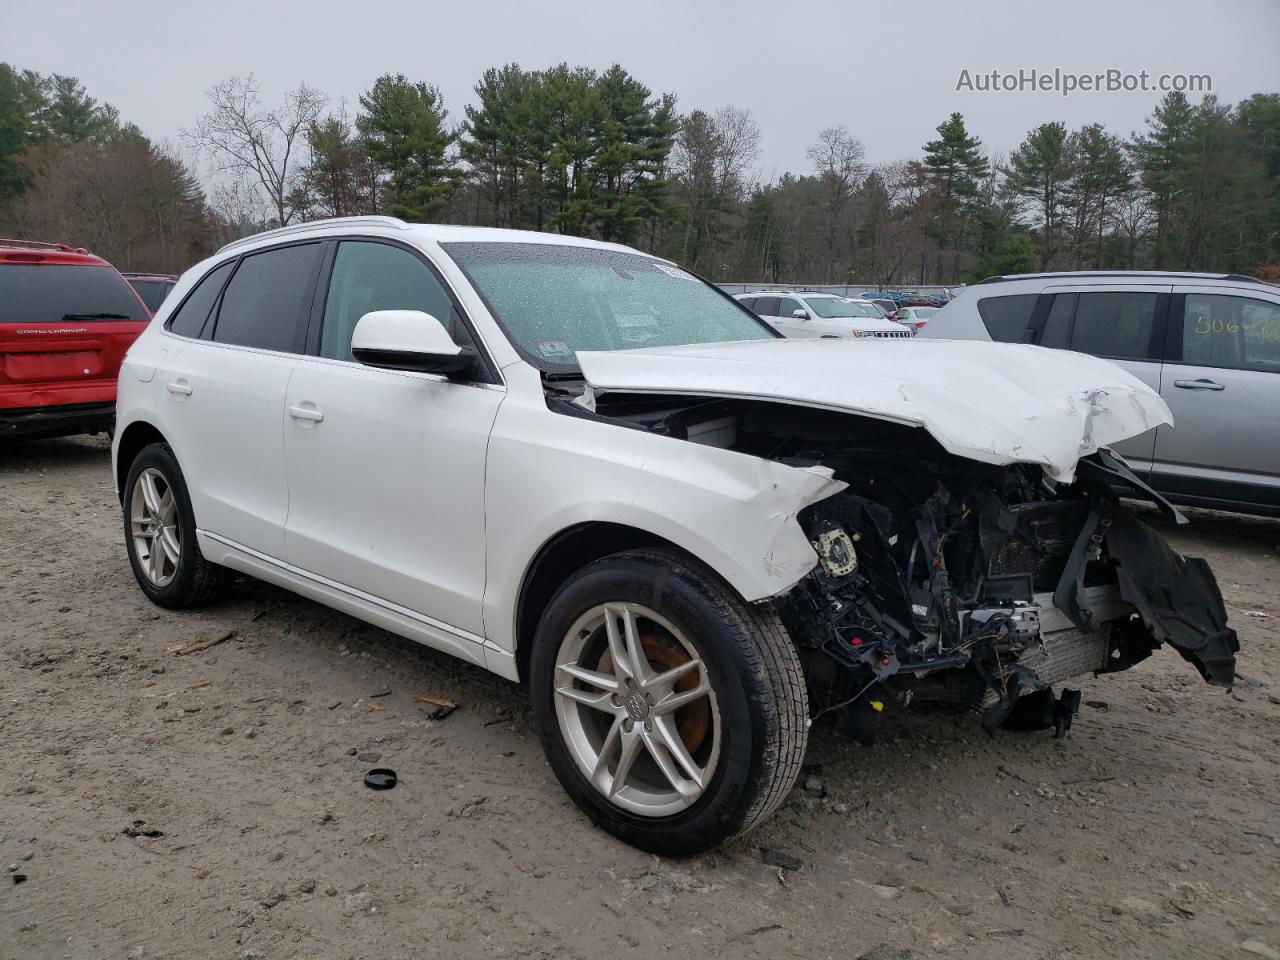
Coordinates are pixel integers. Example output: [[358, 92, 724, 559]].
[[652, 262, 698, 282], [535, 339, 575, 361]]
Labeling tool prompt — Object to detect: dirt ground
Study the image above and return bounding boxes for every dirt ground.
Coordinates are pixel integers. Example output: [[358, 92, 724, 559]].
[[1, 435, 1278, 960]]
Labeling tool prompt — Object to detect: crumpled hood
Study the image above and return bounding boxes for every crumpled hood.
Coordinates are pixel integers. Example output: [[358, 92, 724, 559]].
[[576, 337, 1173, 482]]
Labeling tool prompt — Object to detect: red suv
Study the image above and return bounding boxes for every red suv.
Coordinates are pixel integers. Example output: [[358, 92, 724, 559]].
[[1, 240, 151, 440]]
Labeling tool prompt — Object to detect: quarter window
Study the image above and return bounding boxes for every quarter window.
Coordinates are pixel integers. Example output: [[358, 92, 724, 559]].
[[1181, 294, 1280, 373], [167, 261, 233, 339], [212, 243, 321, 352], [320, 241, 462, 361], [976, 294, 1038, 342], [1069, 292, 1156, 359]]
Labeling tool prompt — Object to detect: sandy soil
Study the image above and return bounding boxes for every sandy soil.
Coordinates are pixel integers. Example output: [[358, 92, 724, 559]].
[[2, 435, 1278, 960]]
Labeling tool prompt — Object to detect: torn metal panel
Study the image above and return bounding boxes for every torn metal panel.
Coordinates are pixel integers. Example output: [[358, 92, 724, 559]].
[[577, 338, 1172, 482]]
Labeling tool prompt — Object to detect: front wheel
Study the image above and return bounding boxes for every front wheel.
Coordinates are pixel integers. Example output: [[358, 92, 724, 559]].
[[530, 549, 809, 855]]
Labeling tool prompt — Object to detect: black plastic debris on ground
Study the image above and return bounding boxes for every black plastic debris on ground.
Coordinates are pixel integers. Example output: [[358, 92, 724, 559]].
[[121, 820, 164, 838], [13, 874, 27, 885], [760, 847, 803, 871], [364, 768, 397, 790]]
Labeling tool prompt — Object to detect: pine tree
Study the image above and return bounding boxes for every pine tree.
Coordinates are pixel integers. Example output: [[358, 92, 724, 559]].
[[357, 74, 459, 222]]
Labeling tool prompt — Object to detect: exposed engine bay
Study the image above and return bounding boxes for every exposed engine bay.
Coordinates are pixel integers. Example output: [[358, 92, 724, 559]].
[[551, 384, 1240, 740]]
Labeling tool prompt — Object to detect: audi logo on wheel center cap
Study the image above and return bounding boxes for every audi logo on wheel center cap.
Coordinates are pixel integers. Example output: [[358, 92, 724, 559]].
[[625, 692, 648, 721]]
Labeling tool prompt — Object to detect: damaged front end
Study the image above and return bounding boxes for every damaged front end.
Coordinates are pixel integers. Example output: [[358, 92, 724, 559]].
[[563, 385, 1239, 741], [779, 439, 1239, 742]]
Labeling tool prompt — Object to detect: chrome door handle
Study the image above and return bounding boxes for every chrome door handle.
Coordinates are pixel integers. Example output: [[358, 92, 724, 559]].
[[165, 380, 192, 396], [1173, 379, 1225, 391], [288, 404, 324, 423]]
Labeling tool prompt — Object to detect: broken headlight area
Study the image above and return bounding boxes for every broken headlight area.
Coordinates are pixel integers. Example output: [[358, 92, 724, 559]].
[[777, 441, 1239, 743]]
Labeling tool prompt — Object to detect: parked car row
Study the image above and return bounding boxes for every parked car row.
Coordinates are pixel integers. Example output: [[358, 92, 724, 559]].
[[3, 224, 1249, 855]]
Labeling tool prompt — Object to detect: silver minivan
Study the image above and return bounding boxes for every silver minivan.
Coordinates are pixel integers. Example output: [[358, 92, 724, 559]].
[[922, 271, 1280, 517]]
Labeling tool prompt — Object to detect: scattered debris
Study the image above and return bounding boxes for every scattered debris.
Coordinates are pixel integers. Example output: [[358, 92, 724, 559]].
[[344, 747, 357, 757], [802, 776, 826, 796], [258, 891, 286, 909], [357, 751, 382, 763], [414, 694, 459, 720], [1244, 610, 1272, 620], [370, 689, 392, 698], [987, 929, 1025, 939], [143, 679, 212, 699], [363, 769, 397, 790], [12, 874, 27, 885], [298, 879, 316, 893], [121, 820, 164, 839], [760, 848, 803, 872], [167, 630, 237, 656], [1085, 699, 1110, 711]]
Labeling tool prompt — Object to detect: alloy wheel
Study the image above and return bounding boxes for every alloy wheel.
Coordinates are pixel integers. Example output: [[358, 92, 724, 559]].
[[129, 467, 180, 587]]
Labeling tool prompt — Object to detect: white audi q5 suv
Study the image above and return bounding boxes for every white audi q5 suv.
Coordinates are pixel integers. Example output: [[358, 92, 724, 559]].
[[114, 217, 1237, 854]]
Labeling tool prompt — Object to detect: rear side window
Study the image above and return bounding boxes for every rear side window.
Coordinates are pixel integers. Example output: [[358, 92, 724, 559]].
[[1069, 292, 1156, 359], [753, 296, 780, 316], [0, 264, 148, 324], [213, 244, 321, 352], [1180, 294, 1280, 373], [976, 294, 1038, 342], [130, 280, 174, 313], [167, 261, 233, 339], [737, 297, 757, 311]]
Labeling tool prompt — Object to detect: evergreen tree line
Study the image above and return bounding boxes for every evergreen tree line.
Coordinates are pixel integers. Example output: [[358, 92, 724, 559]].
[[2, 60, 1278, 284]]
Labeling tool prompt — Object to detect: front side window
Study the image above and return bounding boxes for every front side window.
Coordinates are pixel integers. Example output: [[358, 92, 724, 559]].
[[212, 243, 321, 352], [1069, 292, 1156, 360], [167, 261, 233, 339], [777, 297, 804, 317], [1181, 294, 1280, 373], [320, 241, 462, 361], [976, 293, 1038, 343], [443, 242, 775, 371], [0, 264, 148, 324]]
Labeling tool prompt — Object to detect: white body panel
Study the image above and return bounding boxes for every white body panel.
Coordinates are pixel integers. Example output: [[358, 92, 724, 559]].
[[577, 337, 1170, 482], [113, 223, 1175, 687]]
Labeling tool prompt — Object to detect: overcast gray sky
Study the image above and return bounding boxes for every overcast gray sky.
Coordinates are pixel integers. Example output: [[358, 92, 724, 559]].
[[4, 0, 1279, 180]]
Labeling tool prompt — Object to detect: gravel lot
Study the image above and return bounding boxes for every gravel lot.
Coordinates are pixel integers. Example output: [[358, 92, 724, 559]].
[[2, 435, 1278, 960]]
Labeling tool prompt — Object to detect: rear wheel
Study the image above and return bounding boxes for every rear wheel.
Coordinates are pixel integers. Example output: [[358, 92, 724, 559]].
[[123, 443, 230, 608], [530, 549, 808, 855]]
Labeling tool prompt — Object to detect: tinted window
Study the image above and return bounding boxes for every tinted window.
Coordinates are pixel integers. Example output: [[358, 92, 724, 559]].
[[754, 296, 780, 316], [129, 279, 175, 313], [737, 297, 757, 311], [167, 261, 233, 339], [1040, 293, 1075, 349], [777, 297, 803, 317], [1181, 295, 1280, 373], [212, 244, 321, 352], [1069, 292, 1156, 359], [0, 264, 148, 324], [321, 241, 462, 361], [976, 294, 1038, 342]]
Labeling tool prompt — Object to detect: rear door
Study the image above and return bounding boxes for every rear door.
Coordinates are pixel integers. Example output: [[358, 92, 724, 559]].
[[1150, 286, 1280, 511], [0, 257, 149, 412], [159, 242, 322, 558], [1030, 283, 1172, 471]]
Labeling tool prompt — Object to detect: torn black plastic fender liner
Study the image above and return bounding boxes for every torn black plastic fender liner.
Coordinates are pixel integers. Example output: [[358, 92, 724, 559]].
[[1103, 509, 1239, 687]]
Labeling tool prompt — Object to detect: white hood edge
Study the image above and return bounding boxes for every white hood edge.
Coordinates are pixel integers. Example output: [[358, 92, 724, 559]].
[[576, 337, 1173, 484]]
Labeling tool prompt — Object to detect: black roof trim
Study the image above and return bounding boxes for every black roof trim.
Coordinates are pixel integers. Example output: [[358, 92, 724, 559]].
[[977, 271, 1267, 286]]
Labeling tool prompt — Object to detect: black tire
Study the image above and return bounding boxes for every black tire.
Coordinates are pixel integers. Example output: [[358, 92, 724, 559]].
[[122, 442, 231, 609], [530, 548, 808, 856]]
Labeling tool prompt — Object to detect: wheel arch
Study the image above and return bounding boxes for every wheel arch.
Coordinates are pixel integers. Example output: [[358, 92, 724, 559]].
[[114, 419, 169, 503], [513, 521, 724, 683]]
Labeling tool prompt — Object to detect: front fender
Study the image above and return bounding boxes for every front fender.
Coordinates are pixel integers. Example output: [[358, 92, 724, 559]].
[[481, 391, 846, 660]]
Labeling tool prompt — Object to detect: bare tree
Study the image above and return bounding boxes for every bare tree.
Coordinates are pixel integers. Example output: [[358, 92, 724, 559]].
[[712, 106, 761, 196], [185, 75, 326, 227], [807, 125, 867, 280]]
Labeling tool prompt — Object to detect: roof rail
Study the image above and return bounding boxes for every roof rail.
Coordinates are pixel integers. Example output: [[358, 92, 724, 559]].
[[977, 270, 1268, 286], [216, 216, 411, 255], [0, 238, 89, 253]]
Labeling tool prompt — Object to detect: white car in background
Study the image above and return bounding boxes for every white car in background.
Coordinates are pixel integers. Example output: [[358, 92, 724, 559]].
[[895, 305, 939, 333], [735, 291, 911, 338], [113, 220, 1237, 855]]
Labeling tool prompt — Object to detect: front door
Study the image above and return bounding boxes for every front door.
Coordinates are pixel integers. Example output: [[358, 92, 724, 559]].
[[283, 239, 504, 643]]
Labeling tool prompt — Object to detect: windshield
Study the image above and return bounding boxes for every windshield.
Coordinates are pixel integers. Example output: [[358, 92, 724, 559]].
[[0, 264, 148, 324], [911, 307, 939, 318], [804, 297, 882, 319], [443, 242, 776, 370]]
